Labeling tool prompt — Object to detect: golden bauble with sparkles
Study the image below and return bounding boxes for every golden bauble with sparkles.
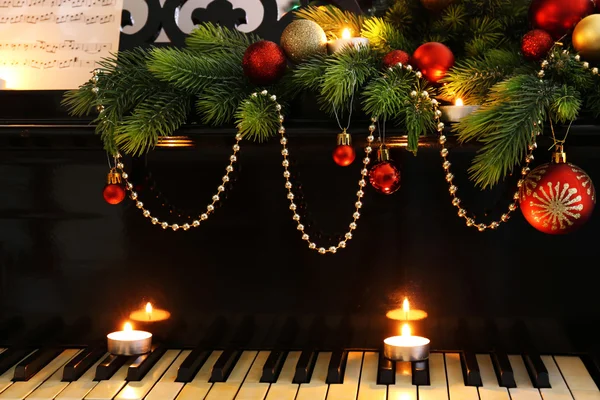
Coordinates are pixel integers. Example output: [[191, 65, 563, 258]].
[[420, 0, 454, 12], [280, 20, 327, 64], [573, 14, 600, 63]]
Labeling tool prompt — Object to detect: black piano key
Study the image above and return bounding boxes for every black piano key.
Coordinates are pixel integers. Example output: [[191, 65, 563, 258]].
[[260, 317, 298, 383], [326, 350, 348, 384], [456, 319, 482, 386], [491, 352, 516, 388], [0, 349, 33, 376], [412, 359, 430, 386], [176, 317, 227, 382], [62, 347, 105, 382], [377, 354, 395, 385], [127, 346, 167, 381], [13, 347, 64, 381], [293, 316, 326, 384], [512, 321, 550, 389], [95, 354, 129, 381], [582, 353, 600, 391], [210, 349, 241, 382]]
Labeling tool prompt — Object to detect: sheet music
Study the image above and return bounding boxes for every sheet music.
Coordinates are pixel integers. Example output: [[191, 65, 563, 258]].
[[0, 0, 122, 89]]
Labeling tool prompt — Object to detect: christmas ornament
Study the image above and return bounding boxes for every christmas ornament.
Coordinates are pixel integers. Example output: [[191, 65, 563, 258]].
[[103, 169, 126, 205], [420, 0, 454, 12], [573, 14, 600, 62], [332, 129, 356, 166], [520, 145, 596, 234], [412, 42, 455, 83], [521, 29, 554, 61], [529, 0, 594, 39], [242, 41, 287, 85], [280, 19, 327, 64], [369, 145, 401, 195], [382, 50, 410, 69]]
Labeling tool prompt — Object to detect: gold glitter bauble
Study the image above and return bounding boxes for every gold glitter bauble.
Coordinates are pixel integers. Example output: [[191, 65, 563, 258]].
[[420, 0, 454, 12], [573, 14, 600, 63], [280, 20, 327, 64]]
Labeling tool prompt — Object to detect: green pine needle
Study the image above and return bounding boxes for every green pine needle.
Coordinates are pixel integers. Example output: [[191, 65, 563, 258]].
[[295, 5, 364, 39], [235, 94, 281, 142], [185, 22, 259, 54], [362, 17, 413, 53]]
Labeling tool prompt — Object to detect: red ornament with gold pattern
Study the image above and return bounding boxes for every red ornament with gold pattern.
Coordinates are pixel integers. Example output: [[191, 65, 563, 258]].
[[332, 129, 356, 167], [519, 145, 596, 234], [103, 168, 126, 205], [369, 145, 401, 195]]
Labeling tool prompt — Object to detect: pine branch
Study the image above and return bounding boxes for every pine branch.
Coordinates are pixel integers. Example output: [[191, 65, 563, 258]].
[[384, 0, 421, 31], [295, 5, 364, 39], [147, 48, 242, 94], [185, 22, 259, 54], [235, 94, 280, 142], [362, 67, 415, 120], [585, 75, 600, 117], [361, 17, 414, 53], [292, 53, 327, 91], [62, 80, 97, 117], [464, 16, 504, 57], [550, 85, 581, 123], [196, 82, 250, 126]]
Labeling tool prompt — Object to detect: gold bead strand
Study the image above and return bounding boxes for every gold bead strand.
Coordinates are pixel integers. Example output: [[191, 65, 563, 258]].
[[255, 89, 375, 254]]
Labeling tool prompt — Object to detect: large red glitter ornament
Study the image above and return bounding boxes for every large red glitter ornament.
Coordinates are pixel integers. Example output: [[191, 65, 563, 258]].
[[332, 130, 356, 166], [521, 29, 554, 61], [520, 147, 595, 234], [529, 0, 594, 39], [369, 146, 401, 195], [242, 40, 287, 85], [411, 42, 454, 83], [382, 50, 410, 69], [103, 169, 126, 205]]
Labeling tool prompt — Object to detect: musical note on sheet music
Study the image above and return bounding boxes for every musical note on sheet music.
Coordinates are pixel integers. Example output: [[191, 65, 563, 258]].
[[0, 0, 122, 89]]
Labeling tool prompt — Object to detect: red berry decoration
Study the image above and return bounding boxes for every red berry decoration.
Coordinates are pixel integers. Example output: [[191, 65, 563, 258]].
[[521, 29, 554, 60], [529, 0, 594, 39], [103, 169, 126, 205], [369, 146, 401, 195], [382, 50, 410, 69], [333, 130, 356, 166], [242, 40, 287, 85], [411, 42, 455, 83], [520, 147, 596, 234]]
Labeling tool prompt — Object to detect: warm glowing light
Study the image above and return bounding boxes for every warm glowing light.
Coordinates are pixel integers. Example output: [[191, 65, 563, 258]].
[[146, 302, 152, 315], [403, 298, 409, 313], [401, 323, 411, 337], [124, 322, 133, 331], [455, 98, 464, 106], [342, 28, 351, 39]]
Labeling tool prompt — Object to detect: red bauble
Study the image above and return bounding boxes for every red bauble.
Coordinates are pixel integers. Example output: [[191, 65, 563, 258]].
[[520, 162, 596, 234], [242, 40, 287, 85], [529, 0, 594, 39], [369, 161, 401, 195], [103, 184, 126, 205], [382, 50, 410, 69], [411, 42, 455, 83], [521, 29, 554, 60], [332, 145, 356, 167]]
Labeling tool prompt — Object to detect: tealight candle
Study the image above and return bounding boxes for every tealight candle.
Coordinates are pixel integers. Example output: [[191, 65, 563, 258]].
[[328, 28, 369, 54], [386, 297, 428, 321], [384, 323, 430, 361], [129, 302, 171, 322], [107, 322, 152, 356], [439, 98, 480, 123]]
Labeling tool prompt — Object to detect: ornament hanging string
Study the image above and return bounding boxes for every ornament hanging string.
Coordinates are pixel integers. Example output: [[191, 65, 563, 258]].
[[547, 118, 574, 151], [332, 74, 357, 132]]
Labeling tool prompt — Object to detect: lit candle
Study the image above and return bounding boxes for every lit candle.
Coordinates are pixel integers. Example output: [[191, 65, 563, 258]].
[[129, 302, 171, 322], [385, 297, 428, 321], [439, 98, 480, 123], [107, 322, 152, 355], [327, 28, 369, 54], [383, 323, 430, 362]]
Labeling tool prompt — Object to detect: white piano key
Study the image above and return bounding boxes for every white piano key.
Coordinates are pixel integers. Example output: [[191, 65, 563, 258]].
[[326, 351, 363, 400], [418, 353, 449, 400], [0, 349, 80, 400], [233, 351, 270, 400], [357, 352, 386, 400], [295, 352, 331, 400], [55, 354, 108, 400], [84, 358, 131, 400], [114, 349, 179, 400], [263, 351, 300, 400], [203, 351, 258, 400], [388, 361, 416, 400], [554, 356, 600, 400], [175, 350, 222, 400], [145, 350, 191, 400], [0, 351, 38, 395], [477, 354, 510, 400], [508, 355, 543, 400], [445, 353, 479, 400], [26, 350, 88, 400], [539, 356, 574, 400]]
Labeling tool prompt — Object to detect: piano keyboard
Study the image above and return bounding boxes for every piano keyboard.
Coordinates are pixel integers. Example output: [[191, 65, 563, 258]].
[[0, 349, 599, 400]]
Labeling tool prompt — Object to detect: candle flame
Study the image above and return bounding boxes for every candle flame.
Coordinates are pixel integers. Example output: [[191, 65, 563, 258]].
[[455, 98, 464, 106], [402, 297, 409, 313], [401, 323, 411, 337], [124, 322, 133, 331], [146, 302, 152, 314], [342, 28, 351, 39]]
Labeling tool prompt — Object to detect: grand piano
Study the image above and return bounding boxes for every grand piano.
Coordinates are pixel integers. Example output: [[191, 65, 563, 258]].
[[1, 0, 600, 399]]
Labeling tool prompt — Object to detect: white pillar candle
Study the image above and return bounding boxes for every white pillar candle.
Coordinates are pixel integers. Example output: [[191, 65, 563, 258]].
[[328, 28, 369, 54]]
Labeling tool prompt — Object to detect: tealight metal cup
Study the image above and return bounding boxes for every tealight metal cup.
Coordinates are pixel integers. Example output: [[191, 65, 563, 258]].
[[383, 336, 430, 362], [107, 331, 152, 356]]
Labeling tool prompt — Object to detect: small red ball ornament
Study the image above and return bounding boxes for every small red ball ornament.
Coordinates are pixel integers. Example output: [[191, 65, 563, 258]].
[[103, 169, 126, 205], [521, 29, 554, 61], [333, 130, 356, 166], [369, 146, 401, 195], [242, 40, 287, 85], [520, 147, 596, 234], [411, 42, 455, 83], [382, 50, 410, 69], [529, 0, 594, 39]]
